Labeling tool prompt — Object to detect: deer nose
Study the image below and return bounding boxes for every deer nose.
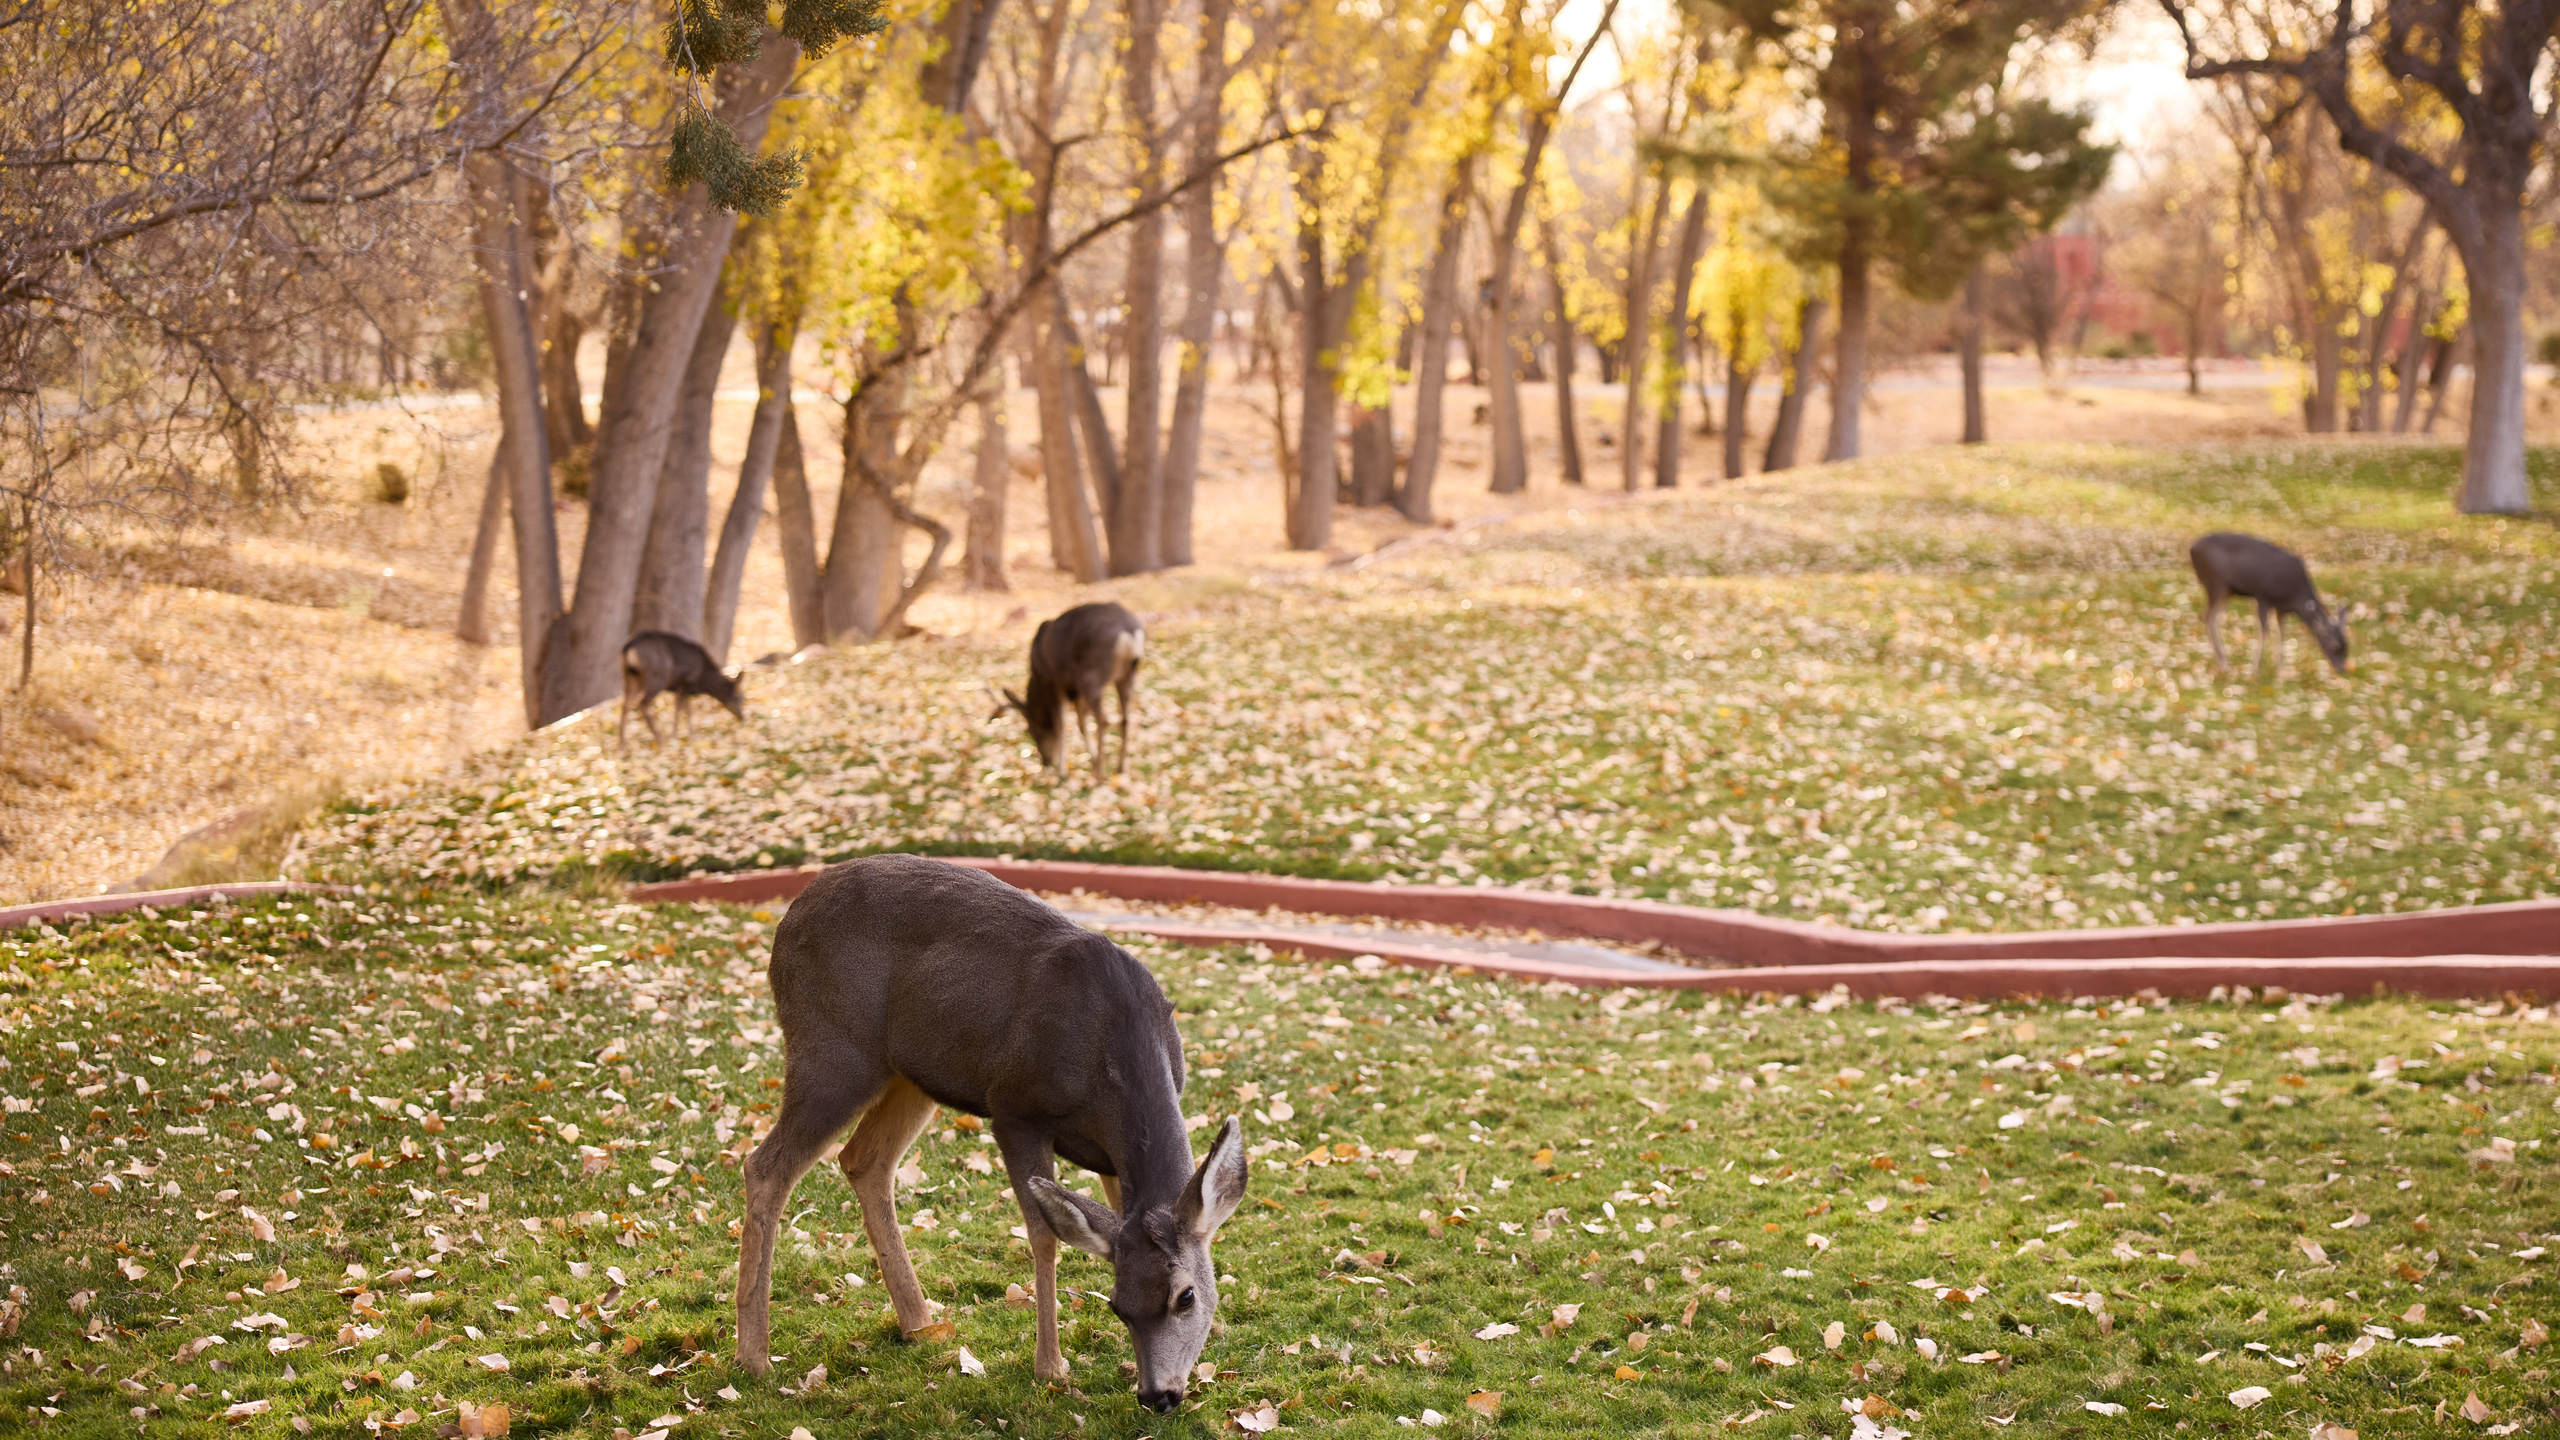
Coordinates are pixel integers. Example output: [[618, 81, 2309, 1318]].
[[1138, 1387, 1183, 1413]]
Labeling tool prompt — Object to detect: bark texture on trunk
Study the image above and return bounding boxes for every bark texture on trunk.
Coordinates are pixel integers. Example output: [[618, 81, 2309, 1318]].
[[1721, 350, 1752, 480], [1109, 0, 1166, 575], [2391, 289, 2434, 434], [824, 353, 907, 641], [1156, 0, 1234, 568], [1959, 262, 1987, 444], [766, 399, 828, 650], [1398, 161, 1473, 522], [1540, 210, 1584, 487], [1289, 183, 1337, 550], [1348, 403, 1396, 505], [965, 386, 1012, 590], [705, 319, 794, 662], [632, 296, 738, 641], [1652, 185, 1709, 489], [463, 151, 563, 723], [1030, 285, 1107, 580], [1763, 297, 1826, 474], [2457, 213, 2530, 513], [1824, 218, 1870, 462], [1618, 174, 1666, 491], [458, 440, 509, 646]]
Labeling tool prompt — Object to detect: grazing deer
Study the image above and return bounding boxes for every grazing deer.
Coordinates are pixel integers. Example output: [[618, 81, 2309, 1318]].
[[619, 631, 748, 747], [2188, 532, 2355, 678], [992, 602, 1144, 776], [734, 854, 1246, 1412]]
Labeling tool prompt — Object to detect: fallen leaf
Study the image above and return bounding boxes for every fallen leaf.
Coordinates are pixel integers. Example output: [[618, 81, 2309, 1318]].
[[2297, 1237, 2329, 1265], [1614, 1365, 1641, 1380], [473, 1354, 508, 1372], [224, 1399, 272, 1420], [1754, 1345, 1797, 1367], [1472, 1322, 1518, 1340], [1823, 1321, 1846, 1351], [2309, 1424, 2358, 1440], [1232, 1401, 1280, 1433], [1464, 1392, 1501, 1419], [2085, 1402, 2127, 1416], [910, 1321, 958, 1342], [2230, 1386, 2274, 1410], [2461, 1394, 2493, 1425]]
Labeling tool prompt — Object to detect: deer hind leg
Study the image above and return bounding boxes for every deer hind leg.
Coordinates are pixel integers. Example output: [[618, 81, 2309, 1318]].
[[995, 1120, 1076, 1383], [1084, 696, 1108, 777], [2253, 602, 2275, 677], [736, 1063, 880, 1375], [839, 1076, 942, 1336]]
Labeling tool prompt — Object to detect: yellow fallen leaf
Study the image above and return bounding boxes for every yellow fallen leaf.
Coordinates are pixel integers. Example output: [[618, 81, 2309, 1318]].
[[1464, 1392, 1501, 1419]]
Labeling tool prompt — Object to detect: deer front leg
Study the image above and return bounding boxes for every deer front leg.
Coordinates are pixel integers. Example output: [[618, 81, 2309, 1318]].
[[1113, 676, 1135, 774], [1084, 697, 1107, 777], [839, 1077, 942, 1335], [995, 1119, 1073, 1383], [2203, 599, 2229, 674], [2253, 604, 2274, 676]]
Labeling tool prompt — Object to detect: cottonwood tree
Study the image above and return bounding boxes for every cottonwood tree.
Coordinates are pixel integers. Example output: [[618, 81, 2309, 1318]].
[[1736, 0, 2112, 462], [2110, 138, 2234, 395], [2168, 0, 2555, 513]]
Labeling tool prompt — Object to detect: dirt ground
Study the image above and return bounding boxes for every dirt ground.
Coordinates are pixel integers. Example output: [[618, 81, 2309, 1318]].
[[0, 347, 2513, 902]]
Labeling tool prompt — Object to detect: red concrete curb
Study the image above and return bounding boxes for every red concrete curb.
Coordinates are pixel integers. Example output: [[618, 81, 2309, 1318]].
[[0, 882, 314, 931], [628, 858, 2560, 963], [1088, 919, 2560, 1001]]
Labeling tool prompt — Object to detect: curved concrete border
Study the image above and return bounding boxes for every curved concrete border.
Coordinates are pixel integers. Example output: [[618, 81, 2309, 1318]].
[[631, 858, 2560, 962], [627, 859, 2560, 1000], [0, 882, 311, 931]]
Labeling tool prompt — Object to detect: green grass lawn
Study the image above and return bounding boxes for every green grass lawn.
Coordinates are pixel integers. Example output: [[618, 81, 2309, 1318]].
[[308, 442, 2560, 934], [3, 890, 2554, 1438]]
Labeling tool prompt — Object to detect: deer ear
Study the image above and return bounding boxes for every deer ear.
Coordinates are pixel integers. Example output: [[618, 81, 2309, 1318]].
[[1179, 1116, 1248, 1242], [1025, 1176, 1120, 1258], [2336, 600, 2359, 624]]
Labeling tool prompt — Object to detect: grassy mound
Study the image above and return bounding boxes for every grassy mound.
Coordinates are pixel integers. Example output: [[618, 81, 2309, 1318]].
[[307, 443, 2559, 933], [1, 891, 2553, 1438]]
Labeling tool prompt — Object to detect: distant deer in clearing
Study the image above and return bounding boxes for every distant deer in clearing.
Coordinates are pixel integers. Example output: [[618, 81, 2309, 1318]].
[[992, 602, 1144, 776], [734, 854, 1246, 1412], [2188, 532, 2356, 679], [619, 632, 748, 747]]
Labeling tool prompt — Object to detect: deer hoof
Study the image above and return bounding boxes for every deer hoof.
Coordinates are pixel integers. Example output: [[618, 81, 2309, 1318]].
[[1034, 1353, 1070, 1384]]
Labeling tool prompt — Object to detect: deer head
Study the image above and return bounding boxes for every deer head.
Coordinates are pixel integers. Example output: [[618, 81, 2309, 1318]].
[[988, 683, 1065, 770], [2309, 600, 2356, 674], [1025, 1118, 1247, 1412]]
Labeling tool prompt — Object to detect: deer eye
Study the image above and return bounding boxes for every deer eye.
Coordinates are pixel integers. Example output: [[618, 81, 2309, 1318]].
[[1174, 1287, 1197, 1313]]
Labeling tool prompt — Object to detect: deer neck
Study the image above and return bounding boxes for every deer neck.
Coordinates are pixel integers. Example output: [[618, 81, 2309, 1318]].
[[1106, 1047, 1197, 1213]]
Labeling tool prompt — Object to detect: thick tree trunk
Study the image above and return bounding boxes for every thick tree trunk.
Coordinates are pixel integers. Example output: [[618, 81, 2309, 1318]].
[[1652, 186, 1709, 489], [2359, 216, 2430, 434], [1763, 297, 1826, 474], [2305, 319, 2344, 433], [1825, 219, 1871, 463], [705, 319, 793, 662], [965, 386, 1011, 590], [632, 296, 738, 641], [824, 352, 907, 641], [1067, 315, 1125, 527], [766, 399, 828, 650], [457, 440, 509, 645], [2455, 210, 2531, 513], [2423, 327, 2464, 435], [1029, 285, 1107, 581], [1618, 173, 1666, 491], [1155, 0, 1234, 568], [1960, 262, 1987, 444], [1399, 160, 1473, 522], [537, 40, 798, 720], [1543, 212, 1584, 487], [1348, 403, 1397, 505], [1290, 191, 1337, 551], [1110, 0, 1166, 575]]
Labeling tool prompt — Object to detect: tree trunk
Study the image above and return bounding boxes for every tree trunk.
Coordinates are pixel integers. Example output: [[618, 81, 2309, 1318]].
[[965, 385, 1011, 590], [1618, 172, 1666, 491], [536, 40, 798, 721], [1348, 403, 1397, 505], [705, 318, 793, 663], [1399, 159, 1473, 522], [1721, 348, 1753, 480], [2422, 327, 2464, 435], [2359, 215, 2430, 435], [766, 398, 828, 650], [462, 151, 563, 724], [1764, 297, 1826, 474], [1110, 0, 1166, 575], [1652, 186, 1709, 489], [824, 347, 907, 641], [1157, 0, 1232, 570], [2305, 317, 2344, 433], [2454, 210, 2530, 513], [2390, 289, 2433, 434], [1066, 312, 1124, 527], [1825, 217, 1871, 462], [1290, 178, 1337, 550], [1958, 261, 1987, 443], [1542, 211, 1584, 486], [458, 439, 509, 645], [1030, 284, 1106, 581], [632, 295, 738, 641]]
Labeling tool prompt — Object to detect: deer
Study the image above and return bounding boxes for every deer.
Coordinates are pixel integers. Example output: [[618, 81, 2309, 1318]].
[[2188, 532, 2355, 680], [734, 854, 1246, 1413], [619, 631, 749, 747], [991, 602, 1145, 777]]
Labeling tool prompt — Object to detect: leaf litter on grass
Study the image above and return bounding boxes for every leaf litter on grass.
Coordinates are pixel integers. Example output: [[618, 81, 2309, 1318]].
[[1, 887, 2553, 1437]]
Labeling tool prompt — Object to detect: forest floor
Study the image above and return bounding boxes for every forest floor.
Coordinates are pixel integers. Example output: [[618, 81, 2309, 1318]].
[[306, 441, 2560, 934], [7, 357, 2560, 908], [0, 358, 2368, 906], [1, 889, 2553, 1438]]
